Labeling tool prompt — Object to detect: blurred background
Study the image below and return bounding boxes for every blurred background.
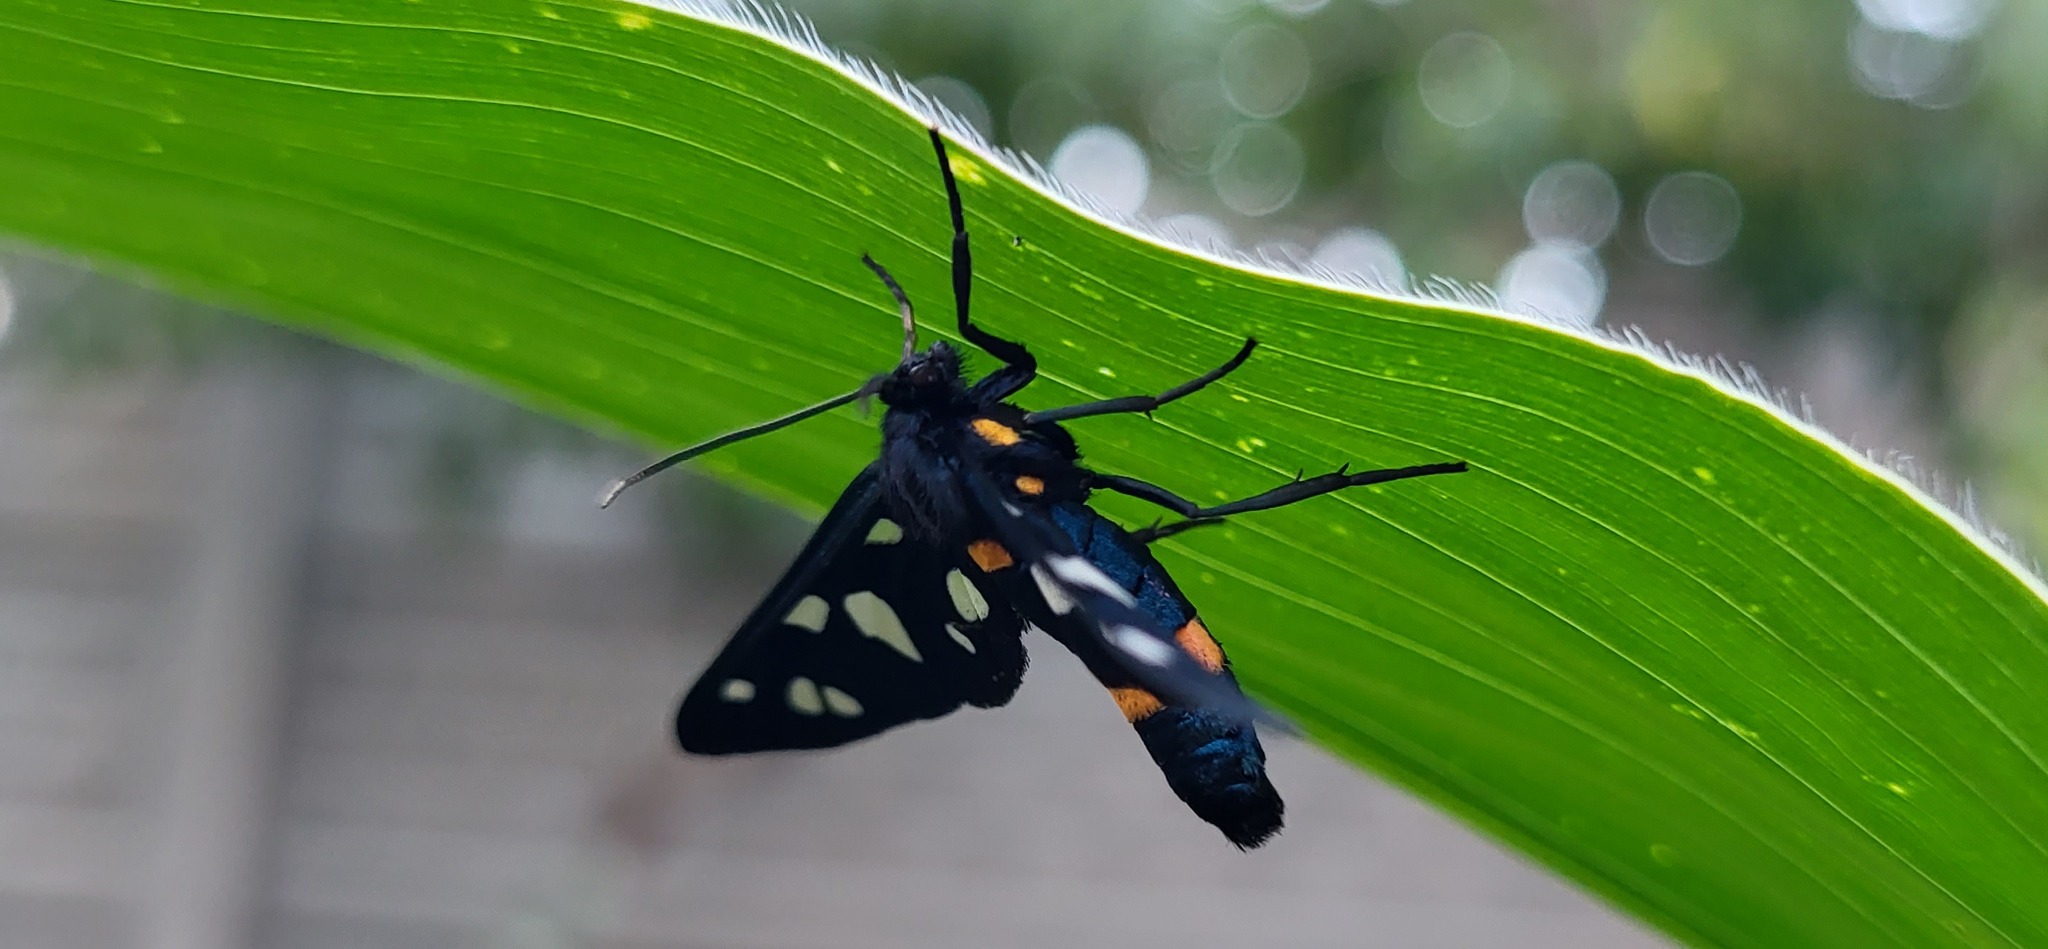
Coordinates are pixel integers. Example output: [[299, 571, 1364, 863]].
[[2, 0, 2044, 945]]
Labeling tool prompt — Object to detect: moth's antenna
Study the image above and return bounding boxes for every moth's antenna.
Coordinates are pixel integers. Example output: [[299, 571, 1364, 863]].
[[861, 254, 918, 361], [602, 252, 924, 509], [598, 377, 882, 508]]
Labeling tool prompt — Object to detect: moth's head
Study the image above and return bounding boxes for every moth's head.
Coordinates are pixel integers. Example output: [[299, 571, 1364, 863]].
[[878, 341, 961, 406]]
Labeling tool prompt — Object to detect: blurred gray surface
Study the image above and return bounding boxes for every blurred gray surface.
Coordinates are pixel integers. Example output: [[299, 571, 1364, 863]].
[[0, 358, 1666, 948]]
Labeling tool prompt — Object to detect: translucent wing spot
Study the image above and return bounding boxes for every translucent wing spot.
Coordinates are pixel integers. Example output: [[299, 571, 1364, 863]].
[[786, 677, 824, 715], [946, 569, 991, 622], [1176, 619, 1226, 673], [865, 519, 904, 545], [1031, 564, 1077, 615], [946, 622, 977, 653], [1014, 475, 1045, 496], [968, 539, 1014, 571], [843, 592, 923, 661], [822, 686, 864, 717], [719, 679, 756, 703], [1049, 555, 1137, 607], [971, 417, 1021, 446], [1110, 686, 1163, 723], [784, 595, 829, 632], [1109, 625, 1176, 667]]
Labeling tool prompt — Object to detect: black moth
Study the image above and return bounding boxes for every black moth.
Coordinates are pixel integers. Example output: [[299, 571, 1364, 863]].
[[601, 128, 1467, 848]]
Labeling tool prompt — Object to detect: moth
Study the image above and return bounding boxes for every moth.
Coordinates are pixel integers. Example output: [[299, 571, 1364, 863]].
[[601, 127, 1466, 848]]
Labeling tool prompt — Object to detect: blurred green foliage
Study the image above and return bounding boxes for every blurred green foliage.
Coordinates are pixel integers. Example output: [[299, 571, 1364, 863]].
[[790, 0, 2044, 362], [8, 0, 2046, 540], [7, 4, 2048, 937], [776, 0, 2048, 553]]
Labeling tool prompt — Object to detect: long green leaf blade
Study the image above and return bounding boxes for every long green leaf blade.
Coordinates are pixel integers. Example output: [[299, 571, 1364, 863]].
[[3, 2, 2046, 944]]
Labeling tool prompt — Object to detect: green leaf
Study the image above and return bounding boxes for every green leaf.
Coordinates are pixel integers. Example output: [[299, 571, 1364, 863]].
[[5, 1, 2047, 944]]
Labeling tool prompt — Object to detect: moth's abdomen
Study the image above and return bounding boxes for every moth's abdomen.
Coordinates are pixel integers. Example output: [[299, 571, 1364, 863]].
[[1044, 502, 1286, 847], [1117, 615, 1283, 849], [1133, 707, 1283, 849]]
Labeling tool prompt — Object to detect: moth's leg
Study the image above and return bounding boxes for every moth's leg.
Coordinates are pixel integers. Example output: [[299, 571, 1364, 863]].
[[1129, 517, 1225, 546], [1092, 462, 1468, 521], [1024, 338, 1256, 425], [926, 128, 1038, 398]]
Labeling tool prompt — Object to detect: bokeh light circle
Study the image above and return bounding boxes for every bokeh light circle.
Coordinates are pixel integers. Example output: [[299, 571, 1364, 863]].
[[1417, 32, 1512, 128], [1522, 161, 1622, 249], [1643, 171, 1743, 266], [1497, 244, 1606, 327], [1310, 227, 1407, 289], [1050, 125, 1152, 215], [1854, 0, 1997, 40], [1210, 121, 1306, 217], [1220, 24, 1312, 119], [1848, 21, 1962, 104]]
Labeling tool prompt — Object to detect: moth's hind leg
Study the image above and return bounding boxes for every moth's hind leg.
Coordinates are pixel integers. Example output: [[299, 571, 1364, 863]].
[[1130, 517, 1225, 545], [1091, 461, 1469, 522]]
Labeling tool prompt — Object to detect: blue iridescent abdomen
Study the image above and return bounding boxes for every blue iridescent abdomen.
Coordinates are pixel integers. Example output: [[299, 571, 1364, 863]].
[[1050, 502, 1283, 848]]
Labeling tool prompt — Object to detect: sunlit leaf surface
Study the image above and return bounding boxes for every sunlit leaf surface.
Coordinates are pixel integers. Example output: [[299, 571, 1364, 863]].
[[4, 1, 2047, 944]]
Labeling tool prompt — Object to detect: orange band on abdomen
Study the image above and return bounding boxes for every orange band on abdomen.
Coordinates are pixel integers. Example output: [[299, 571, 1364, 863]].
[[1176, 619, 1226, 673], [1110, 686, 1164, 723]]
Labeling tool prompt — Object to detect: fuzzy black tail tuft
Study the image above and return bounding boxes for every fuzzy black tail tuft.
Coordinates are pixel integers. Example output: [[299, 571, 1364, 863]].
[[1133, 708, 1285, 848]]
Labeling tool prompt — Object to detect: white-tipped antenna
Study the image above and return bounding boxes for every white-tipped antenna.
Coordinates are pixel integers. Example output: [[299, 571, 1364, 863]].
[[861, 254, 918, 360], [597, 377, 881, 508]]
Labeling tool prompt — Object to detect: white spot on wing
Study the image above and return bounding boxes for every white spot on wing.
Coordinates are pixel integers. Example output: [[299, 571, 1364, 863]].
[[843, 592, 923, 661], [1049, 554, 1136, 606], [719, 679, 755, 702], [821, 686, 863, 717], [865, 518, 903, 544], [1109, 626, 1176, 667], [787, 677, 824, 715], [784, 595, 829, 632], [1031, 564, 1077, 614], [946, 569, 990, 621], [946, 622, 977, 653]]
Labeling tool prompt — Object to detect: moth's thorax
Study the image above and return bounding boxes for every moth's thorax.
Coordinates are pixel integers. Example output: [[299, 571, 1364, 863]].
[[875, 395, 1082, 545], [869, 341, 978, 542], [874, 402, 973, 544]]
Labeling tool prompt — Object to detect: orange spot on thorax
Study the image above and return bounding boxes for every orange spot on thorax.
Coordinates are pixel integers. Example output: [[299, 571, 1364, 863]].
[[970, 417, 1020, 446]]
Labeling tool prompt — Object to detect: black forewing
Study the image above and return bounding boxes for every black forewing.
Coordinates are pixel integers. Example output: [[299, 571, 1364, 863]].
[[962, 471, 1274, 725], [676, 466, 1026, 754]]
